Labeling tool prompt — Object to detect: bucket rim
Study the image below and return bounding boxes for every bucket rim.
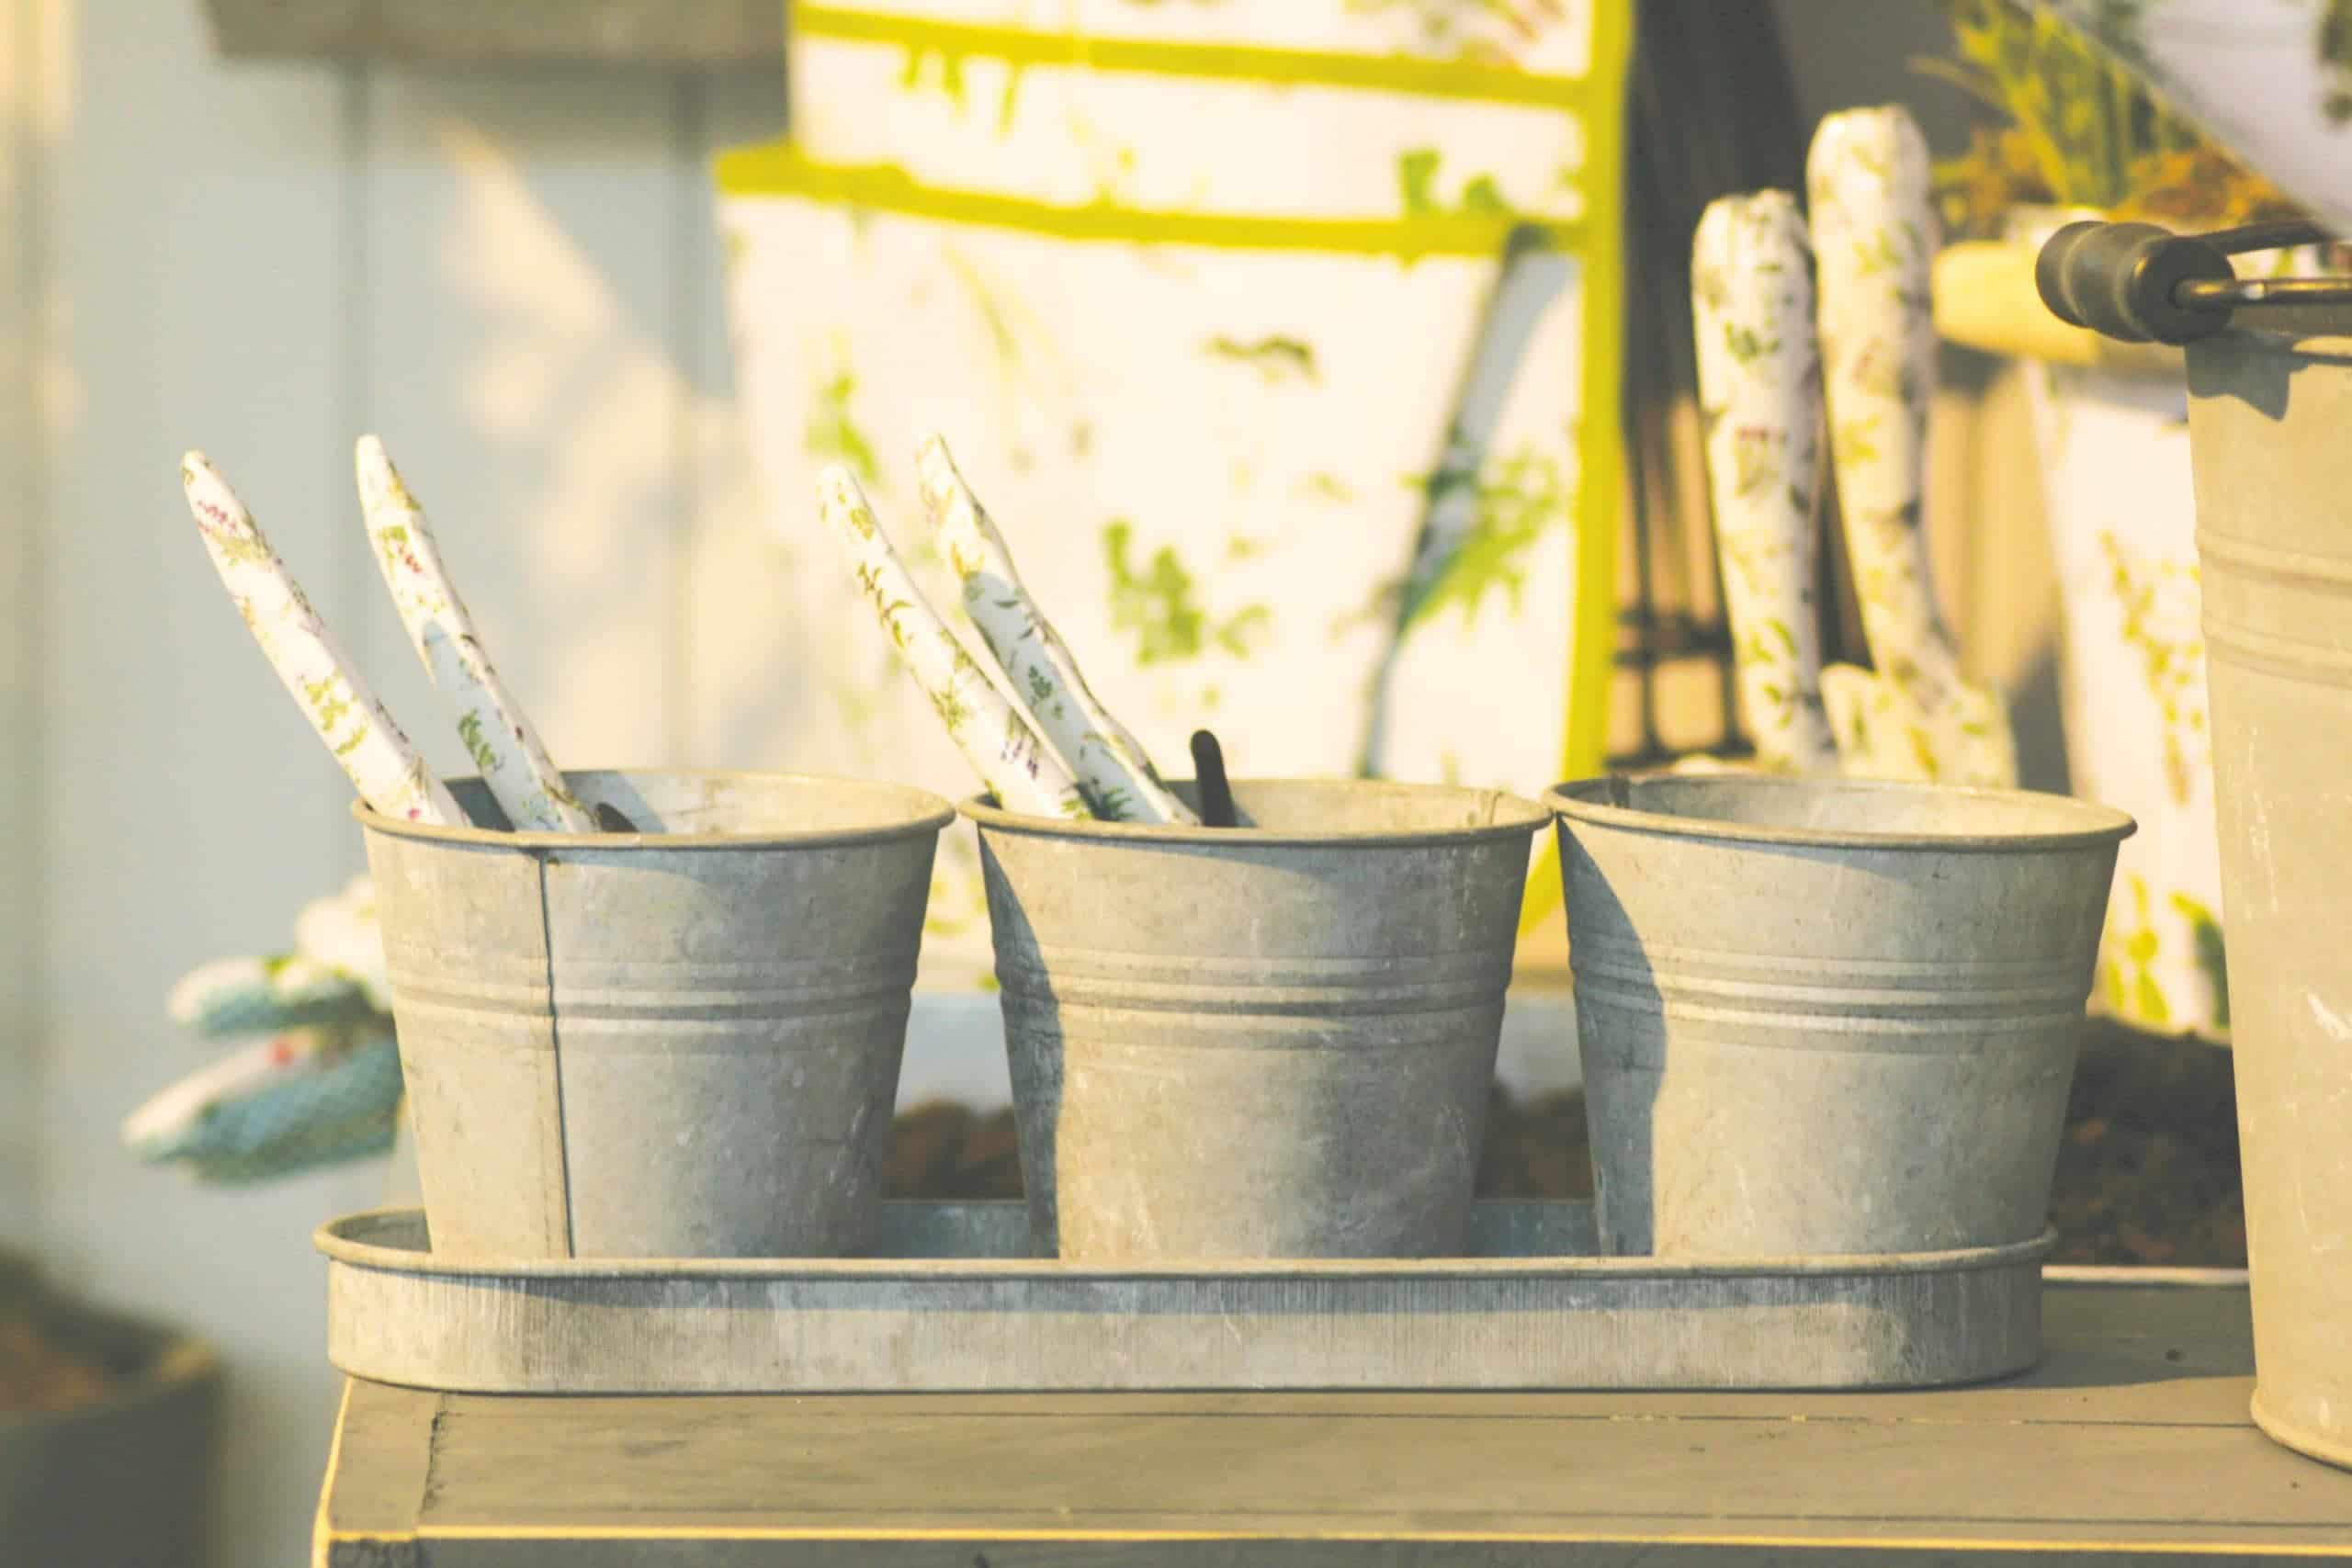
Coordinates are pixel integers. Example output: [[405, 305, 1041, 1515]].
[[1545, 773, 2136, 853], [316, 1206, 2056, 1281], [354, 768, 956, 850], [960, 777, 1553, 846]]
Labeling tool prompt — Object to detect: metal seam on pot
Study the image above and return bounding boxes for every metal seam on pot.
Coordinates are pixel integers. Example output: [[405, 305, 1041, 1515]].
[[536, 849, 578, 1259], [383, 980, 922, 1019], [380, 969, 554, 1010], [384, 960, 923, 1016], [995, 981, 1509, 1016], [998, 999, 1509, 1030], [2202, 619, 2352, 683], [1569, 953, 2091, 1015], [388, 1009, 920, 1049], [991, 964, 1513, 1016], [1568, 938, 2094, 987], [1017, 945, 1518, 983], [995, 1008, 1507, 1046], [1574, 992, 2091, 1038], [1572, 980, 2092, 1022], [519, 995, 918, 1026], [2196, 526, 2352, 585], [397, 952, 928, 981]]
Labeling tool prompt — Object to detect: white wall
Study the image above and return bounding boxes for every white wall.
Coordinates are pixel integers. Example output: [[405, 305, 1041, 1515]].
[[0, 4, 1979, 1564], [0, 0, 53, 1261], [7, 5, 798, 1562]]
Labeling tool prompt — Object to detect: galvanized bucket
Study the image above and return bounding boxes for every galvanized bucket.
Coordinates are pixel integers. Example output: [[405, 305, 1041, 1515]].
[[358, 770, 954, 1260], [1548, 774, 2132, 1258], [965, 779, 1551, 1260], [2184, 313, 2352, 1469], [2040, 218, 2352, 1469]]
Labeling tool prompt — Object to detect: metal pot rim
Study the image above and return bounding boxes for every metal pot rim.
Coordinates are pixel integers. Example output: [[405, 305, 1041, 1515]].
[[961, 777, 1552, 847], [355, 768, 956, 851], [1546, 773, 2135, 854]]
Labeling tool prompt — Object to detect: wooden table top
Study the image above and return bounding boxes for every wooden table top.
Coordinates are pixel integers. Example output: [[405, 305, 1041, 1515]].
[[316, 1277, 2352, 1565]]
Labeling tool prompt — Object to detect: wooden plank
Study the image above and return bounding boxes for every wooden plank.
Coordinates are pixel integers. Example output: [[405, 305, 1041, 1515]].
[[357, 67, 689, 782], [200, 0, 783, 69], [420, 1395, 2335, 1539], [316, 1380, 438, 1566], [316, 1287, 2352, 1562], [407, 1543, 2346, 1568]]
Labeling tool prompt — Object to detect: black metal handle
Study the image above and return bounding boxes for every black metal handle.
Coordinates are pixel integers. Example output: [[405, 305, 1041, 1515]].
[[1189, 730, 1238, 829], [2034, 219, 2346, 346]]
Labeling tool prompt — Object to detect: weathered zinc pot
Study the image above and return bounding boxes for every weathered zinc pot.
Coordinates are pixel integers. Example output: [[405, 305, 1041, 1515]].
[[2181, 307, 2352, 1471], [1550, 773, 2130, 1258], [2040, 216, 2352, 1469], [359, 769, 953, 1259], [967, 778, 1550, 1261]]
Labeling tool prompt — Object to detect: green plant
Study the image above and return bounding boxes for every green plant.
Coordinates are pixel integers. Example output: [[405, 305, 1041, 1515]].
[[1102, 521, 1271, 665], [1920, 0, 2303, 236]]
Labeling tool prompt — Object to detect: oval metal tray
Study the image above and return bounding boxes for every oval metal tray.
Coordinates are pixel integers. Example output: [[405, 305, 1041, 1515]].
[[320, 1202, 2051, 1394]]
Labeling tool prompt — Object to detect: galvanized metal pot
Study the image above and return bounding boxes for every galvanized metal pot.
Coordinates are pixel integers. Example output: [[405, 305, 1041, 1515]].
[[359, 770, 954, 1259], [2185, 312, 2352, 1470], [966, 779, 1550, 1260], [1549, 775, 2131, 1258]]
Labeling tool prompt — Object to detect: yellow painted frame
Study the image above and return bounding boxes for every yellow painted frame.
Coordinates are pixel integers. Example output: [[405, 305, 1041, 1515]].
[[723, 2, 1637, 934]]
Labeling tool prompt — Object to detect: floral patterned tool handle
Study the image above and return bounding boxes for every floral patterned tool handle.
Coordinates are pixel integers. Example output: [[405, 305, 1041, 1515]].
[[1808, 105, 1964, 708], [1690, 191, 1838, 773], [817, 465, 1091, 820], [356, 437, 594, 834], [917, 434, 1195, 826], [1809, 107, 2018, 787], [181, 452, 467, 827]]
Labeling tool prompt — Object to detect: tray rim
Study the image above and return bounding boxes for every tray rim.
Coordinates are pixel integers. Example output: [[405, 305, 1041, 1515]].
[[317, 1201, 2056, 1282]]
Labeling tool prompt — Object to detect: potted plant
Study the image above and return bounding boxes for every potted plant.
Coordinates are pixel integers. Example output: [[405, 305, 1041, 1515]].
[[1921, 0, 2326, 1044], [0, 879, 409, 1561], [0, 877, 411, 1568], [122, 875, 403, 1189], [0, 1252, 221, 1566], [0, 878, 390, 1568]]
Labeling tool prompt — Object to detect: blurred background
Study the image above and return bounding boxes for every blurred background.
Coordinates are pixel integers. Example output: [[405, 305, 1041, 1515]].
[[0, 1, 2231, 1562]]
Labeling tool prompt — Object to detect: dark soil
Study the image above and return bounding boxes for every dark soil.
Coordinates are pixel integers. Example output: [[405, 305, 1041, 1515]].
[[2046, 1021, 2245, 1267], [881, 1022, 2246, 1268], [885, 1100, 1026, 1202]]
